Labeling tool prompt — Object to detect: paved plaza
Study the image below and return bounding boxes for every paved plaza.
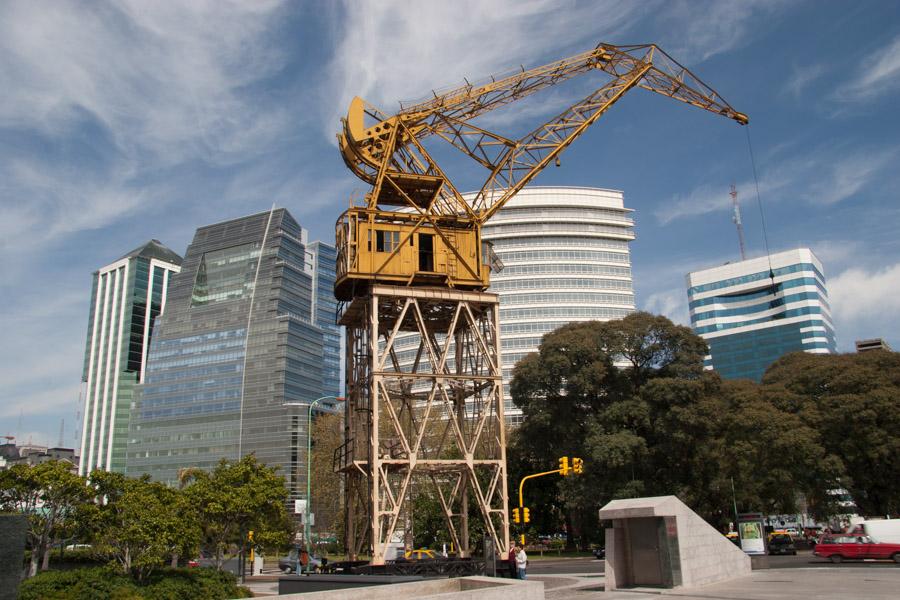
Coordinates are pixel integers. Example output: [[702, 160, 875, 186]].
[[243, 562, 900, 599]]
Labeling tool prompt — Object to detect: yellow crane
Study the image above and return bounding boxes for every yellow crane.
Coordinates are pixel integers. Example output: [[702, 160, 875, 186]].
[[334, 41, 747, 564], [334, 42, 747, 301]]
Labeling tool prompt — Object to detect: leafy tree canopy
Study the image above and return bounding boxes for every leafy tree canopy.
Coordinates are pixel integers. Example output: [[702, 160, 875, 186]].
[[0, 460, 91, 576], [509, 313, 843, 546], [763, 350, 900, 517]]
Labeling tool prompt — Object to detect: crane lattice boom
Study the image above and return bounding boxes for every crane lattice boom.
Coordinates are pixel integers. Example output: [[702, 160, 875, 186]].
[[334, 41, 747, 300]]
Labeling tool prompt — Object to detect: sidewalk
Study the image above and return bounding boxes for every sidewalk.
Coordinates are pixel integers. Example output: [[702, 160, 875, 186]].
[[540, 566, 900, 600], [242, 565, 900, 599]]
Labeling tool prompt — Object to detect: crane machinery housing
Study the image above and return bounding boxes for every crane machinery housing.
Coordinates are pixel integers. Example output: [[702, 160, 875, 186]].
[[333, 41, 747, 565]]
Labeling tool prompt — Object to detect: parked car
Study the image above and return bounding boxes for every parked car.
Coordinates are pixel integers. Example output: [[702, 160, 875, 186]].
[[404, 548, 436, 560], [592, 546, 605, 559], [768, 534, 796, 555], [814, 535, 900, 563], [279, 550, 323, 573]]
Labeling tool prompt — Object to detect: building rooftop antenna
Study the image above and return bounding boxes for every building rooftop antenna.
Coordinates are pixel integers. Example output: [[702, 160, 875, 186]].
[[730, 184, 747, 261]]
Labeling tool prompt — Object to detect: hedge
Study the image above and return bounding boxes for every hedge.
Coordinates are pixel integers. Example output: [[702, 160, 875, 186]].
[[18, 566, 252, 600]]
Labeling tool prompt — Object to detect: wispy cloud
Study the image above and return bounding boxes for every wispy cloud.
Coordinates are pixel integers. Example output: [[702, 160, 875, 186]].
[[806, 148, 898, 205], [655, 0, 790, 63], [832, 34, 900, 103], [0, 1, 289, 163], [322, 0, 649, 139], [0, 0, 292, 254], [654, 144, 898, 224], [782, 63, 828, 99]]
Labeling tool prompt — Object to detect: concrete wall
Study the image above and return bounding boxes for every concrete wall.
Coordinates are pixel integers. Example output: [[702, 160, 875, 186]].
[[0, 514, 27, 600], [270, 576, 543, 600], [600, 495, 750, 590], [674, 502, 750, 587]]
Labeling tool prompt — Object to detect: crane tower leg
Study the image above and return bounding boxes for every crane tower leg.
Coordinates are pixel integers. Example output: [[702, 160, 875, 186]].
[[339, 285, 510, 564]]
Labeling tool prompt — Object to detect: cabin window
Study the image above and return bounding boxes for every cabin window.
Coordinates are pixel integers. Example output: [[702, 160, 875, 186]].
[[376, 230, 400, 253]]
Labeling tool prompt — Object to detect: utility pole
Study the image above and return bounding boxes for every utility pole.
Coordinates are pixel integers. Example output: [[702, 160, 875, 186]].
[[731, 184, 747, 260]]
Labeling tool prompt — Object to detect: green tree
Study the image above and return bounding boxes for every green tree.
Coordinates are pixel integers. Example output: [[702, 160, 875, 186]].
[[183, 454, 291, 569], [763, 350, 900, 517], [310, 411, 344, 545], [509, 313, 842, 541], [510, 313, 708, 546], [0, 460, 91, 577], [84, 470, 195, 581]]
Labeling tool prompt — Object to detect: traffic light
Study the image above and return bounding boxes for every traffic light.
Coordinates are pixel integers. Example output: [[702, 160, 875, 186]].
[[512, 507, 520, 523], [572, 457, 584, 474], [558, 456, 570, 476], [523, 507, 531, 523]]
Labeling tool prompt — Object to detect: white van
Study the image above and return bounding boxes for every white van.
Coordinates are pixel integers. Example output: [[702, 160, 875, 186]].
[[849, 519, 900, 543]]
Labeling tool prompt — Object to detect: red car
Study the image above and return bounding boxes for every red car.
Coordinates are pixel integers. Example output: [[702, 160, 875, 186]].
[[814, 534, 900, 563]]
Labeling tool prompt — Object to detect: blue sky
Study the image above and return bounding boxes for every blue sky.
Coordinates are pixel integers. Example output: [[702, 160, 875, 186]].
[[2, 0, 899, 449]]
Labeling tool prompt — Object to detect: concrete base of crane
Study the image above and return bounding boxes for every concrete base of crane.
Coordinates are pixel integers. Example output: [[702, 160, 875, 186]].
[[275, 575, 542, 599]]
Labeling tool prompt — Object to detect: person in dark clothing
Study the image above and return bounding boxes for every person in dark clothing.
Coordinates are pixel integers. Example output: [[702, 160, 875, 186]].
[[507, 545, 517, 578]]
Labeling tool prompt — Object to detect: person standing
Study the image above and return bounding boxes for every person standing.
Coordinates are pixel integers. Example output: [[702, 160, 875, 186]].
[[507, 544, 517, 578], [299, 548, 309, 573], [515, 544, 528, 580]]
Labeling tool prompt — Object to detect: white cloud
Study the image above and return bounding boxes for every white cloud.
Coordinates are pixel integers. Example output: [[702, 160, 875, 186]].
[[642, 288, 690, 325], [828, 262, 900, 351], [0, 0, 293, 258], [833, 35, 900, 103], [782, 63, 827, 99], [806, 148, 898, 206], [655, 144, 898, 223], [656, 0, 788, 63], [322, 0, 648, 138], [0, 1, 288, 164]]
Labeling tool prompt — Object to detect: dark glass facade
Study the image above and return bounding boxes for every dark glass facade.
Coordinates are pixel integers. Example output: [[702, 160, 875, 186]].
[[127, 209, 340, 506]]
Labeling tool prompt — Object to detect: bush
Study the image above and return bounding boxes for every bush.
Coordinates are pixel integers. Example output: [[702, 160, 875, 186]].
[[141, 568, 252, 600], [18, 567, 140, 600], [18, 566, 251, 600], [51, 547, 109, 565]]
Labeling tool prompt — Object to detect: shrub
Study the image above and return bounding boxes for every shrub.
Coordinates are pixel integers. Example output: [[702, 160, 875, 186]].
[[141, 568, 252, 600], [18, 566, 251, 600], [18, 567, 140, 600]]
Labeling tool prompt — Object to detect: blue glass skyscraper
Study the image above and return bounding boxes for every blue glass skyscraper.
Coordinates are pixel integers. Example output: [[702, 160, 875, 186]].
[[126, 209, 340, 506], [686, 248, 836, 382]]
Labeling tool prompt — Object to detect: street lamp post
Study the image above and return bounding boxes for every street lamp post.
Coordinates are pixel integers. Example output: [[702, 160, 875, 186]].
[[304, 395, 344, 567]]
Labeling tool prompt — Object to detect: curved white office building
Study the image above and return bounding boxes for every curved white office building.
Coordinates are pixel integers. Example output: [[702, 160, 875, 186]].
[[480, 186, 636, 424]]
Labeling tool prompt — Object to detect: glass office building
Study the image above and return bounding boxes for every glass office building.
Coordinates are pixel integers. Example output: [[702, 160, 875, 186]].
[[126, 209, 340, 506], [484, 186, 636, 423], [686, 248, 836, 382], [79, 240, 182, 475]]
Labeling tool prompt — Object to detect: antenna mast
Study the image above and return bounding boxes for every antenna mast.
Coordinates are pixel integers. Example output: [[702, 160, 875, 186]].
[[730, 184, 747, 260]]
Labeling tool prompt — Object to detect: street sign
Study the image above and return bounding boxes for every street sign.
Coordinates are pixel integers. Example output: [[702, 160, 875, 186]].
[[294, 499, 307, 514]]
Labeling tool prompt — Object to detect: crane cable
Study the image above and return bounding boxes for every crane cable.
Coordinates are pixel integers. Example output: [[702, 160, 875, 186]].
[[744, 125, 777, 289]]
